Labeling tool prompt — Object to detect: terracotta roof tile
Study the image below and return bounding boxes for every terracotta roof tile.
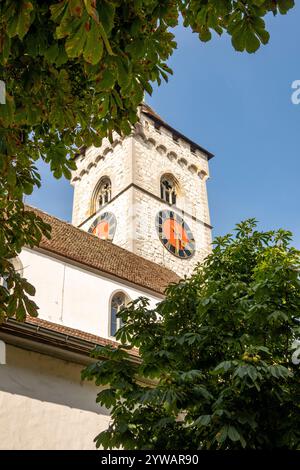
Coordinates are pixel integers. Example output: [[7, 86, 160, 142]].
[[0, 316, 139, 358], [141, 103, 166, 123], [26, 316, 139, 356], [25, 205, 180, 295]]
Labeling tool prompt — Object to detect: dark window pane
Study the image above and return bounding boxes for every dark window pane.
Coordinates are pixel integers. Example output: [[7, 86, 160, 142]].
[[110, 293, 126, 336], [110, 306, 118, 336], [161, 176, 177, 205], [98, 178, 112, 207]]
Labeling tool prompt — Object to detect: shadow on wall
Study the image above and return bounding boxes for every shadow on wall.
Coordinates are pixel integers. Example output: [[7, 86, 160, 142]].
[[0, 344, 108, 416]]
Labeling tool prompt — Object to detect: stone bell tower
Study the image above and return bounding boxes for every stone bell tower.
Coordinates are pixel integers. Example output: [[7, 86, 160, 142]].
[[70, 104, 213, 277]]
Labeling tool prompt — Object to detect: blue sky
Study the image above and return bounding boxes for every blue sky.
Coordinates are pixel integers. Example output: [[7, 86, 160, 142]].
[[27, 5, 300, 245]]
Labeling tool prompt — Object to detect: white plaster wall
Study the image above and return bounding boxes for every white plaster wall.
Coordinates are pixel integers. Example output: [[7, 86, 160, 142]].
[[0, 345, 109, 450], [19, 248, 161, 338]]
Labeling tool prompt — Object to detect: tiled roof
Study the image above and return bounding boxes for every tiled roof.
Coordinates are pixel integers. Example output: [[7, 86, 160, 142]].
[[25, 205, 180, 295], [27, 316, 123, 349], [1, 316, 139, 358], [27, 316, 139, 357], [141, 103, 166, 122]]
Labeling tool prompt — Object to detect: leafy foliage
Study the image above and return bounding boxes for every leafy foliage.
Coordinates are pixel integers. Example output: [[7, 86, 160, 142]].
[[83, 220, 300, 449], [0, 1, 295, 320]]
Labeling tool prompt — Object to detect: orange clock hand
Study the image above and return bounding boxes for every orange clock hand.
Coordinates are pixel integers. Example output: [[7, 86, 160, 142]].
[[173, 227, 186, 249]]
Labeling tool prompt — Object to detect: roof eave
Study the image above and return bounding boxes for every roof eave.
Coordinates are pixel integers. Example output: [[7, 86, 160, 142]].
[[0, 318, 140, 363], [142, 109, 214, 160]]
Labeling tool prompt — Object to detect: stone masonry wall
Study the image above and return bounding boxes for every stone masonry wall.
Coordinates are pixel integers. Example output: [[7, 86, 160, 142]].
[[132, 187, 211, 278], [71, 136, 133, 226], [133, 132, 210, 226], [80, 187, 134, 253]]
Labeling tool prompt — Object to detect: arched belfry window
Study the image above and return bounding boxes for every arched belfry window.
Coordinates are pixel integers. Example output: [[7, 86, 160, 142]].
[[110, 292, 129, 337], [90, 177, 112, 214], [160, 174, 177, 205], [98, 177, 111, 208]]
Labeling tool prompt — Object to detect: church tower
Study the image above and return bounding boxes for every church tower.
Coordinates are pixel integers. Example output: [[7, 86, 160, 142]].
[[71, 104, 213, 277]]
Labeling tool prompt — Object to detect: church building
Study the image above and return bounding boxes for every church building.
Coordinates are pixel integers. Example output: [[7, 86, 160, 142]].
[[0, 104, 213, 449]]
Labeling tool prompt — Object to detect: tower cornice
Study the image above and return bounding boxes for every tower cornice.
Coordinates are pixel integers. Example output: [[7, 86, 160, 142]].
[[140, 103, 214, 160]]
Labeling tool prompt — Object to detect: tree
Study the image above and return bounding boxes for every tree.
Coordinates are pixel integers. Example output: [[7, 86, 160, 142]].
[[83, 220, 300, 450], [0, 1, 295, 321]]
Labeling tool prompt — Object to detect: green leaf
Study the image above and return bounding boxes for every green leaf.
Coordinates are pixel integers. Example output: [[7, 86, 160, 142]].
[[278, 0, 295, 14], [245, 29, 260, 54], [96, 388, 116, 408], [213, 361, 233, 374], [44, 44, 60, 64], [69, 0, 84, 17], [61, 165, 71, 179], [83, 22, 103, 64], [23, 280, 36, 296], [56, 45, 69, 65], [112, 89, 123, 109], [23, 295, 39, 317], [0, 94, 15, 126], [97, 1, 115, 34], [231, 26, 246, 52], [97, 95, 110, 117], [7, 1, 33, 39], [16, 299, 26, 322], [199, 28, 212, 42], [50, 1, 68, 22], [0, 33, 11, 64], [126, 39, 145, 60], [65, 20, 87, 58], [98, 21, 114, 55], [96, 69, 115, 91], [195, 415, 211, 427], [7, 295, 18, 317], [217, 425, 228, 444], [116, 58, 131, 88], [228, 426, 241, 442], [84, 0, 99, 22]]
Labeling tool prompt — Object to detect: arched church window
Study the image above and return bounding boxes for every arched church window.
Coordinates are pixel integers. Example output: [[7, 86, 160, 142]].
[[110, 292, 129, 337], [160, 174, 177, 205], [98, 177, 111, 208]]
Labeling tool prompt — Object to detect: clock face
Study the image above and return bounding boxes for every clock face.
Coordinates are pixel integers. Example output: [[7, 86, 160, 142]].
[[156, 210, 195, 258], [88, 212, 117, 241]]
